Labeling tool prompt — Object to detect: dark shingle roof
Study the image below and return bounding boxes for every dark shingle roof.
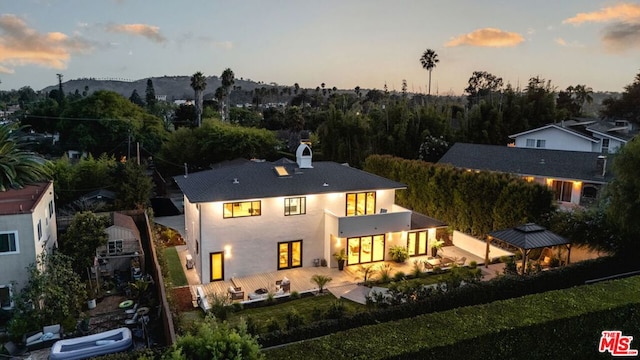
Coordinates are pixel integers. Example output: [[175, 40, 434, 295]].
[[488, 223, 570, 250], [438, 143, 613, 183], [174, 160, 406, 203], [411, 212, 447, 230]]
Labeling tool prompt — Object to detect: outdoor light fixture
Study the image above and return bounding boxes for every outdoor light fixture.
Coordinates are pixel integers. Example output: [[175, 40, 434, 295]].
[[224, 245, 232, 257]]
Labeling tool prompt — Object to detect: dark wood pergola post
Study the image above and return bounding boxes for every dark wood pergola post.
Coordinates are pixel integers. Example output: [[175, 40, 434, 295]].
[[485, 236, 492, 268]]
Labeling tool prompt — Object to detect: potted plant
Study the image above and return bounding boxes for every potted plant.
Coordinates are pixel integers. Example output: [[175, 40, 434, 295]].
[[388, 245, 409, 263], [431, 239, 445, 258], [333, 249, 346, 271], [86, 282, 97, 310]]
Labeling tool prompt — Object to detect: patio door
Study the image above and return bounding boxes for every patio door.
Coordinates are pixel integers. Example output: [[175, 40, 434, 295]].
[[210, 252, 224, 282], [407, 231, 428, 256], [278, 240, 302, 270], [347, 234, 385, 265]]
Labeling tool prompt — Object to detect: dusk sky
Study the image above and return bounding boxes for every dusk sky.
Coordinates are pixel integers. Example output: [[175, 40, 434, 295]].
[[1, 0, 639, 95]]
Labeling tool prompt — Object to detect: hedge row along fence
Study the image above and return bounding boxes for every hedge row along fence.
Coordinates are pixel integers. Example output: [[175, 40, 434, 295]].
[[257, 255, 638, 348], [362, 154, 555, 236], [264, 275, 640, 359]]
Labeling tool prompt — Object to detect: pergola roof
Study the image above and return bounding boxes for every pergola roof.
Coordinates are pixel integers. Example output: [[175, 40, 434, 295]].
[[488, 223, 570, 250], [486, 223, 572, 273]]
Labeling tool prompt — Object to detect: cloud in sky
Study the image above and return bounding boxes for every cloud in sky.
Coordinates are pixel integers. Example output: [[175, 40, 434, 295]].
[[564, 3, 640, 51], [0, 14, 93, 73], [554, 37, 584, 48], [105, 23, 167, 43], [563, 3, 640, 24], [445, 27, 524, 47]]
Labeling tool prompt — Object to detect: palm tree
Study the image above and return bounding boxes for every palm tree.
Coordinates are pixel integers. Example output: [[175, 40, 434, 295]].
[[221, 68, 235, 122], [419, 48, 439, 96], [190, 72, 207, 127], [310, 274, 332, 294], [0, 125, 50, 191], [574, 84, 593, 114]]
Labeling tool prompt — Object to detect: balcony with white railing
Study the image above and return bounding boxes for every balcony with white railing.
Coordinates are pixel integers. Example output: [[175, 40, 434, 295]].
[[325, 204, 412, 238]]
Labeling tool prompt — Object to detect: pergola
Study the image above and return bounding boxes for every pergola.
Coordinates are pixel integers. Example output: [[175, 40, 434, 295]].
[[486, 223, 571, 273]]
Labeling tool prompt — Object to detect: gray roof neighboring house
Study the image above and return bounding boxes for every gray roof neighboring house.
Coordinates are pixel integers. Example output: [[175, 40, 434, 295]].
[[174, 160, 407, 203], [438, 143, 614, 184]]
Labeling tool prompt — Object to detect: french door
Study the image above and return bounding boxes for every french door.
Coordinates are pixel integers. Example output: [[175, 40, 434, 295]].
[[407, 231, 428, 256], [278, 240, 302, 270], [347, 234, 385, 265], [210, 252, 224, 282]]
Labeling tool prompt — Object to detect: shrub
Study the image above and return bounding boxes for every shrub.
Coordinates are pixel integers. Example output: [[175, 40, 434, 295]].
[[378, 264, 392, 283], [388, 245, 409, 263], [324, 300, 346, 320], [393, 271, 406, 282], [285, 309, 305, 330], [289, 291, 300, 299], [265, 318, 281, 333]]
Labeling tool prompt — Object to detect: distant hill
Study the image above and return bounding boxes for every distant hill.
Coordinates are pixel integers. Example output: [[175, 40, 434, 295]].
[[41, 75, 288, 102]]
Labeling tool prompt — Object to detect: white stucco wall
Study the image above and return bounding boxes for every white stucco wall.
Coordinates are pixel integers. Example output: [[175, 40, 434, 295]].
[[0, 183, 56, 293], [190, 188, 402, 282]]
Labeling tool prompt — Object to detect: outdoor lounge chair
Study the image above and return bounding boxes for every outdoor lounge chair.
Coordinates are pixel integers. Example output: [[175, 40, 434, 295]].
[[455, 257, 467, 266], [228, 286, 244, 300]]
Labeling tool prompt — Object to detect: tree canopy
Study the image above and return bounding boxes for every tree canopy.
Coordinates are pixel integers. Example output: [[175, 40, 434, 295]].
[[0, 125, 51, 191], [58, 211, 110, 275]]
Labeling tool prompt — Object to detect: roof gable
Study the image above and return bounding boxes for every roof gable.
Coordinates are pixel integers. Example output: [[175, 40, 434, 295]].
[[509, 124, 598, 143]]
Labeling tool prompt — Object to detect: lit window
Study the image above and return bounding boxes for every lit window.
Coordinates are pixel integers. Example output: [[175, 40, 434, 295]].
[[223, 201, 261, 218], [552, 180, 572, 202], [0, 232, 18, 254], [285, 197, 306, 216], [346, 192, 376, 216]]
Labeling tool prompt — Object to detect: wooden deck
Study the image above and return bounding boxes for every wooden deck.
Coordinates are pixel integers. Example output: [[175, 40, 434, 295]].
[[180, 245, 487, 306]]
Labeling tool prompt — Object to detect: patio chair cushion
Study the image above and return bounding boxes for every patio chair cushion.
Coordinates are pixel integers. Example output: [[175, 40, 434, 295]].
[[26, 332, 43, 344]]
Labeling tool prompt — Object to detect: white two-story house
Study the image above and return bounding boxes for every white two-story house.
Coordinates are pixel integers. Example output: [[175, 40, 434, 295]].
[[509, 119, 637, 154], [174, 144, 446, 283], [0, 181, 57, 309]]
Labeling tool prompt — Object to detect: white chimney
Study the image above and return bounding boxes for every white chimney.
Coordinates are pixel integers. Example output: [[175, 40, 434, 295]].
[[296, 143, 313, 169]]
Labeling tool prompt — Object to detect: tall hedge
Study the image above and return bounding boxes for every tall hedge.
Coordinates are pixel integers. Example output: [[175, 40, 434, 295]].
[[363, 155, 555, 235]]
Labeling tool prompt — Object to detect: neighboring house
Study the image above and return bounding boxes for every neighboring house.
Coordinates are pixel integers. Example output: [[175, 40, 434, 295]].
[[438, 143, 613, 208], [509, 118, 637, 154], [95, 212, 145, 282], [0, 182, 57, 309], [174, 144, 447, 283], [79, 189, 116, 208]]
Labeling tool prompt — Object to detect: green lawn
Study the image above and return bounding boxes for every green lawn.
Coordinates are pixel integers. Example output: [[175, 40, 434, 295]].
[[164, 246, 188, 287], [228, 293, 366, 332]]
